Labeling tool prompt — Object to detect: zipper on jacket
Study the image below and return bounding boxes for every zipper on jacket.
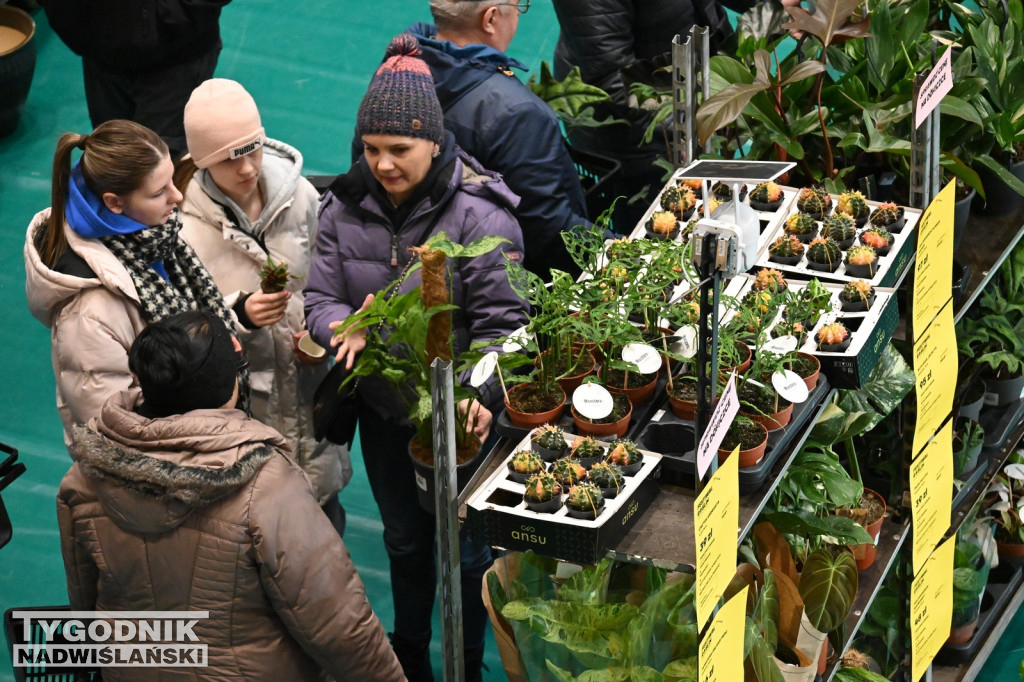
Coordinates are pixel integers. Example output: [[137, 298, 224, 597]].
[[390, 234, 400, 268]]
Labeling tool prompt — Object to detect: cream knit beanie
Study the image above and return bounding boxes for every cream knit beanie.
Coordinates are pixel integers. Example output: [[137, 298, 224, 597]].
[[184, 79, 265, 169]]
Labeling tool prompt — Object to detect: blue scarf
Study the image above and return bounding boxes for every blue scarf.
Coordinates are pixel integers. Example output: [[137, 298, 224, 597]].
[[65, 165, 151, 239]]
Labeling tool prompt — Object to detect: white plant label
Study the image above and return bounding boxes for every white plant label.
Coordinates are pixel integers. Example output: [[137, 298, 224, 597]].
[[502, 326, 533, 353], [470, 351, 499, 388], [622, 343, 662, 374], [573, 383, 614, 420], [697, 372, 740, 479], [763, 335, 799, 356], [672, 326, 698, 358], [772, 369, 809, 404]]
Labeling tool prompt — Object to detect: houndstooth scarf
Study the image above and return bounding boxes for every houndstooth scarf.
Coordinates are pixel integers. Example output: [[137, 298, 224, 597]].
[[103, 209, 251, 411]]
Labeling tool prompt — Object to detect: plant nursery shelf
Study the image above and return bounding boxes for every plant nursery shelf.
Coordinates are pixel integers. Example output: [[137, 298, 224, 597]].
[[823, 518, 910, 682], [953, 211, 1024, 323], [930, 580, 1024, 682]]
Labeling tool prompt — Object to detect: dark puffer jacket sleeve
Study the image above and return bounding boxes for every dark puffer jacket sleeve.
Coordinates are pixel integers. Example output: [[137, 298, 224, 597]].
[[249, 456, 404, 681]]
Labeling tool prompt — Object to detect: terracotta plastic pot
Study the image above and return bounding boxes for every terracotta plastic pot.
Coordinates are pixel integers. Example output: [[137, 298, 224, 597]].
[[997, 541, 1024, 559], [537, 349, 597, 395], [666, 387, 697, 420], [850, 488, 886, 571], [718, 423, 768, 468], [607, 370, 659, 406], [742, 400, 793, 432], [572, 400, 632, 439], [504, 384, 566, 429], [796, 352, 821, 391], [946, 620, 978, 645]]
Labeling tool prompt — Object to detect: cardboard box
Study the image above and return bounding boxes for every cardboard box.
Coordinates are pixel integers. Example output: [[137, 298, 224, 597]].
[[465, 433, 663, 564], [723, 275, 898, 389]]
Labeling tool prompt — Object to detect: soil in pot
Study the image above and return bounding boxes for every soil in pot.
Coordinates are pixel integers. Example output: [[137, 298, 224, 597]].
[[739, 382, 793, 431], [572, 393, 632, 438], [791, 353, 821, 391], [540, 349, 597, 394], [717, 419, 768, 467], [666, 378, 698, 420], [505, 383, 566, 428], [605, 368, 659, 405], [838, 489, 886, 570], [409, 437, 483, 513]]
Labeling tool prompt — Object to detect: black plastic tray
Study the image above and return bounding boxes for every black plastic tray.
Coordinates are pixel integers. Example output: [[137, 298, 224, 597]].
[[979, 397, 1024, 448], [634, 375, 831, 494], [935, 558, 1024, 664]]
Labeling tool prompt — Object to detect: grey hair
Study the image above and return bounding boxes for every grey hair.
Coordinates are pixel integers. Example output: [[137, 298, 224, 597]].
[[430, 0, 505, 31]]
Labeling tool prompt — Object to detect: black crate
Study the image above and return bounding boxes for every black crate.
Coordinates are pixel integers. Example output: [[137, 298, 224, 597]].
[[567, 145, 622, 224]]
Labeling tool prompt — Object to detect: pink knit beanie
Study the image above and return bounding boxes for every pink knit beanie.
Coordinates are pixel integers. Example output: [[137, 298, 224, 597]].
[[184, 79, 266, 169]]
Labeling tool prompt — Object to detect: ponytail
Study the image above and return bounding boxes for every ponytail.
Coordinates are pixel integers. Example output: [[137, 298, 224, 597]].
[[173, 155, 199, 202], [43, 132, 87, 267]]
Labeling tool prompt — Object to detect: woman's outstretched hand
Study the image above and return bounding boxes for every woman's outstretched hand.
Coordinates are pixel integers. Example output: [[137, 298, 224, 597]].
[[328, 293, 375, 369]]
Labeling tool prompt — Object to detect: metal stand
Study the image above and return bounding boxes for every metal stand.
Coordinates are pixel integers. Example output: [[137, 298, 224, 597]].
[[672, 26, 712, 168], [431, 358, 464, 682], [910, 43, 942, 209], [692, 232, 725, 495]]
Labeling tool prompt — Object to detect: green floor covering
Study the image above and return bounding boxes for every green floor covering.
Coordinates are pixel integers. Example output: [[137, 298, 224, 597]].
[[2, 2, 1023, 681]]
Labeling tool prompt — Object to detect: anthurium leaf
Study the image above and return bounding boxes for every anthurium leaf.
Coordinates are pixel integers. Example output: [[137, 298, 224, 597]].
[[940, 96, 984, 126], [834, 344, 915, 434], [753, 569, 779, 652], [527, 61, 611, 118], [780, 59, 827, 86], [754, 522, 799, 585], [799, 549, 858, 632], [696, 80, 773, 145], [772, 570, 806, 653]]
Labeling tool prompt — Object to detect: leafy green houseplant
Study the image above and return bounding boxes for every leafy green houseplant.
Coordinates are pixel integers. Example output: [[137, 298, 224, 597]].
[[336, 232, 507, 459], [983, 458, 1024, 555], [948, 515, 996, 644]]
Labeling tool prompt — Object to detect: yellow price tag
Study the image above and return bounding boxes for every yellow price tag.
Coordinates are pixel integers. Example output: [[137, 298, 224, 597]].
[[911, 420, 953, 574], [912, 180, 955, 333], [695, 449, 739, 629], [912, 301, 956, 457], [699, 588, 746, 682], [911, 535, 955, 682]]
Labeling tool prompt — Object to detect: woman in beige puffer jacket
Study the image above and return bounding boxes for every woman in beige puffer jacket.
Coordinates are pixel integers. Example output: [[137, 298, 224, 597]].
[[59, 311, 403, 681]]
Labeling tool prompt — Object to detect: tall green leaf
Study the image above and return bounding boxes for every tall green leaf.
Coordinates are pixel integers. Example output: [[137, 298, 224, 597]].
[[798, 549, 859, 633]]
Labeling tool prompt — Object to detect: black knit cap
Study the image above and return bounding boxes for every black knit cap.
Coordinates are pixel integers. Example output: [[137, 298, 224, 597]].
[[356, 33, 445, 144], [133, 311, 239, 417]]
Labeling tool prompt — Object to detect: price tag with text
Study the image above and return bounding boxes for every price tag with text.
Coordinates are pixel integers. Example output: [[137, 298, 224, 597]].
[[912, 180, 955, 332], [695, 449, 739, 629], [697, 373, 739, 480], [699, 588, 746, 682], [912, 301, 956, 457], [911, 536, 954, 682], [911, 420, 953, 574]]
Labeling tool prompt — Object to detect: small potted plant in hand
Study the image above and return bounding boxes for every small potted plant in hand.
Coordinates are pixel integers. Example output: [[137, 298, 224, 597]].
[[796, 186, 832, 220], [645, 209, 680, 240], [259, 256, 297, 293], [570, 436, 606, 468], [523, 472, 562, 513], [816, 321, 851, 352], [587, 462, 625, 498], [869, 201, 905, 232], [806, 237, 843, 272], [836, 190, 870, 226], [507, 449, 545, 483], [859, 225, 893, 256], [749, 180, 785, 211], [550, 457, 587, 487], [845, 246, 879, 278], [821, 214, 857, 248], [565, 482, 605, 519], [531, 424, 569, 461], [606, 439, 644, 475], [769, 235, 806, 265], [784, 212, 819, 243], [839, 280, 875, 312]]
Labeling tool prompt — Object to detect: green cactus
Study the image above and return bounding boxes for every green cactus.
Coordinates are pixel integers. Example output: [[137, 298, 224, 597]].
[[750, 181, 783, 204], [550, 458, 586, 486], [842, 280, 874, 303], [806, 237, 842, 266], [533, 424, 567, 451], [510, 450, 544, 475], [836, 191, 870, 220], [784, 212, 818, 236], [660, 186, 681, 212], [523, 472, 561, 503], [570, 436, 604, 460], [797, 187, 831, 216], [860, 226, 892, 250], [587, 462, 624, 490], [846, 245, 878, 267], [870, 202, 904, 227], [607, 440, 642, 466], [769, 235, 805, 258], [821, 214, 857, 242], [566, 482, 604, 512]]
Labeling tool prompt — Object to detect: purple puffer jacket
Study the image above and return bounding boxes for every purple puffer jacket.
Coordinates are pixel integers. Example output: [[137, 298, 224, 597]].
[[304, 146, 528, 420]]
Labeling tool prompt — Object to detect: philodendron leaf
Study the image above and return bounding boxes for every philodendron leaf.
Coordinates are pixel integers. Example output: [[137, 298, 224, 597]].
[[696, 81, 773, 145], [835, 343, 915, 434], [808, 402, 847, 446], [782, 0, 872, 47], [527, 61, 611, 118], [764, 510, 874, 545], [799, 549, 859, 633], [833, 667, 891, 682]]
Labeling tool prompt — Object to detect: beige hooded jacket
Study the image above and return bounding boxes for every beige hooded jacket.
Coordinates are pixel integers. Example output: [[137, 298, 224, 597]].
[[58, 389, 404, 681]]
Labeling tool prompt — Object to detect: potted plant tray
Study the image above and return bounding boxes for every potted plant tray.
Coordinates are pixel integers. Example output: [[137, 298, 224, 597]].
[[721, 274, 899, 389], [635, 373, 831, 493], [750, 187, 922, 288], [464, 431, 663, 564], [626, 167, 796, 252]]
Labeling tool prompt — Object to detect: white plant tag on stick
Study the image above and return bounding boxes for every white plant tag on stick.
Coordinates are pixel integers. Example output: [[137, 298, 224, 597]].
[[673, 326, 698, 358], [573, 383, 614, 420], [470, 351, 499, 388], [772, 369, 809, 404], [502, 326, 533, 353], [622, 343, 662, 374], [763, 335, 799, 356]]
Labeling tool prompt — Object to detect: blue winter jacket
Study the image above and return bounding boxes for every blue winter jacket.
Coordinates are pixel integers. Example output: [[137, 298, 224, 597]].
[[305, 139, 528, 420], [404, 23, 592, 279]]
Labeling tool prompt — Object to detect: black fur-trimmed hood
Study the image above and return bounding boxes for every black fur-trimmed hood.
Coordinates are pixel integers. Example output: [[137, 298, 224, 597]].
[[67, 389, 288, 533]]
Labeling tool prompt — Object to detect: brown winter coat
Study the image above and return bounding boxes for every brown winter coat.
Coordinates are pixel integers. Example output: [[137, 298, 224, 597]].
[[58, 389, 404, 681]]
